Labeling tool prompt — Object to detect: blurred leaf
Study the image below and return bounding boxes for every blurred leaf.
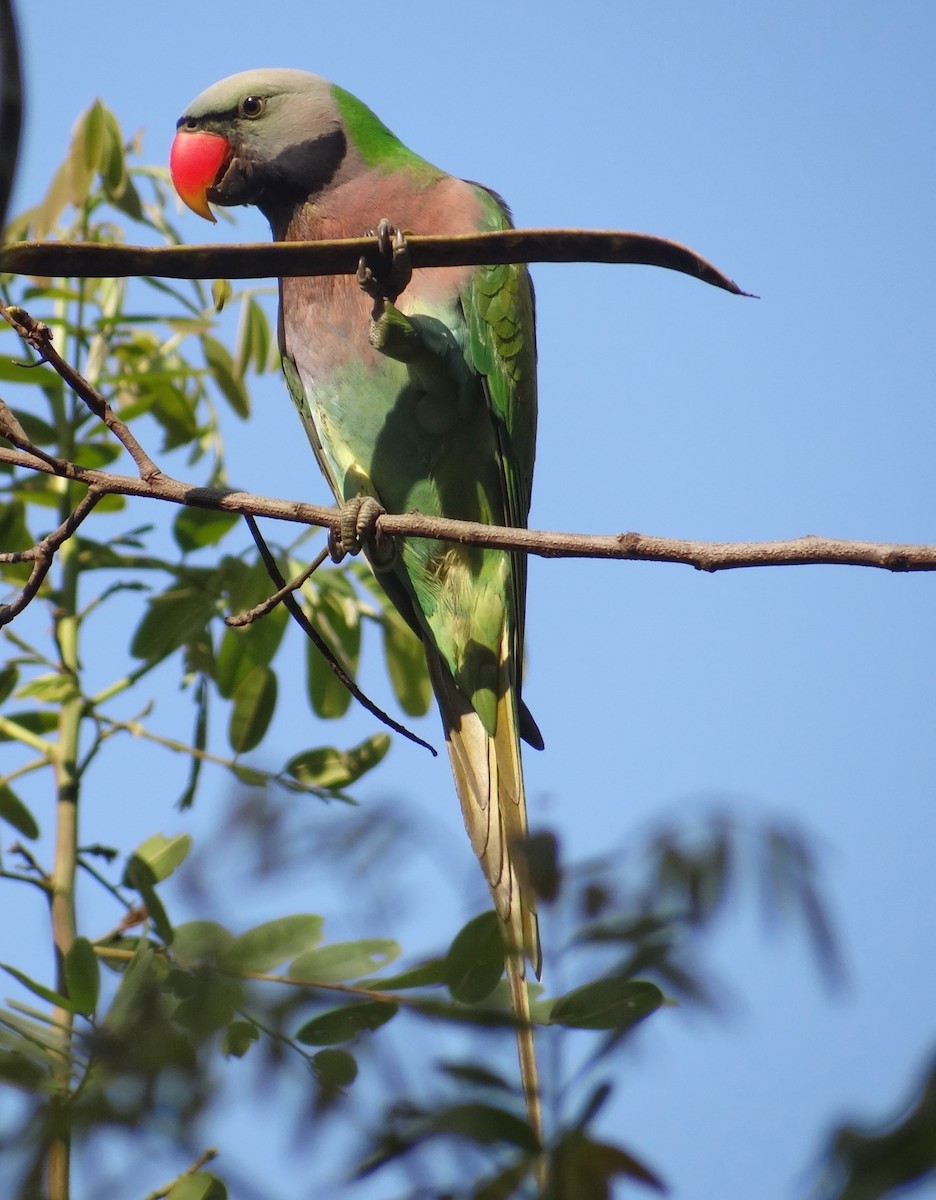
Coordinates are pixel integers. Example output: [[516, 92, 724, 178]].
[[166, 1173, 227, 1200], [68, 100, 106, 206], [234, 294, 273, 377], [0, 711, 58, 741], [431, 1103, 539, 1153], [296, 1001, 398, 1046], [290, 939, 401, 984], [171, 968, 242, 1035], [0, 784, 39, 838], [172, 922, 234, 965], [64, 937, 100, 1017], [0, 964, 75, 1012], [312, 1047, 358, 1089], [514, 831, 561, 903], [122, 856, 174, 945], [364, 959, 447, 992], [0, 664, 19, 704], [216, 599, 288, 699], [211, 279, 233, 313], [549, 1130, 666, 1198], [306, 576, 362, 719], [219, 914, 324, 973], [228, 664, 277, 754], [440, 1062, 513, 1093], [130, 832, 192, 883], [201, 333, 250, 418], [550, 977, 663, 1031], [381, 606, 432, 716], [0, 499, 32, 553], [130, 585, 216, 663], [445, 912, 505, 1004], [285, 732, 390, 790], [2, 406, 57, 439], [177, 676, 208, 810], [223, 1019, 259, 1059], [14, 672, 80, 705], [173, 506, 240, 553]]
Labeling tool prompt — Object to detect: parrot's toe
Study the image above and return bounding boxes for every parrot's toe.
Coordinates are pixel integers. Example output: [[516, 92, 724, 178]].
[[328, 495, 395, 568], [357, 217, 412, 305]]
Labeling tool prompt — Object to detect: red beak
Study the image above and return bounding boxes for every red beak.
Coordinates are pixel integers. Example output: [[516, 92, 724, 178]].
[[169, 130, 230, 222]]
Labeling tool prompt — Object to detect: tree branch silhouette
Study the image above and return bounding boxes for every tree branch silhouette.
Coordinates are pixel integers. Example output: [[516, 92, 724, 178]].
[[0, 228, 751, 294]]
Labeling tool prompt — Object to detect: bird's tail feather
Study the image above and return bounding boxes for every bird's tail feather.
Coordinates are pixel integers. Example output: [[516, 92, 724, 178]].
[[426, 647, 543, 1154]]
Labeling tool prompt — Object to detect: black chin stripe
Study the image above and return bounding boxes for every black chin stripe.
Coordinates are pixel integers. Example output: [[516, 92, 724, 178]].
[[268, 127, 347, 199]]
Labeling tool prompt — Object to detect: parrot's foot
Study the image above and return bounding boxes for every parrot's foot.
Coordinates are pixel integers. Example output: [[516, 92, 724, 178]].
[[357, 218, 412, 306], [328, 496, 395, 568]]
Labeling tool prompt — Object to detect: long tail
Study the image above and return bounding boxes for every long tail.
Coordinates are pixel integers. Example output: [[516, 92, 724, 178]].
[[426, 648, 543, 1156]]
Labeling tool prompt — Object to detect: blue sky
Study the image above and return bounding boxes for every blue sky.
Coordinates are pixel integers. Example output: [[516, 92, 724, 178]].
[[4, 3, 936, 1197]]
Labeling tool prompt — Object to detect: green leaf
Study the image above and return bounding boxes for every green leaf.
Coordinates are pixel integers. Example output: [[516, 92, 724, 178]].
[[122, 857, 174, 946], [130, 586, 216, 663], [201, 333, 250, 418], [312, 1047, 358, 1088], [0, 964, 75, 1012], [166, 1172, 227, 1200], [285, 733, 390, 791], [295, 1001, 398, 1046], [0, 711, 58, 742], [445, 912, 505, 1004], [68, 99, 106, 206], [227, 762, 268, 788], [363, 959, 447, 991], [0, 664, 19, 705], [228, 664, 277, 754], [289, 939, 401, 984], [219, 914, 324, 973], [172, 921, 234, 964], [549, 977, 663, 1031], [431, 1103, 539, 1153], [211, 279, 233, 313], [223, 1019, 259, 1059], [130, 832, 192, 883], [171, 969, 242, 1035], [0, 784, 39, 839], [172, 506, 240, 553], [382, 606, 432, 716], [14, 672, 80, 705], [64, 937, 100, 1017], [551, 1130, 666, 1196], [306, 577, 362, 719], [0, 499, 32, 554], [216, 603, 288, 698], [234, 294, 273, 377]]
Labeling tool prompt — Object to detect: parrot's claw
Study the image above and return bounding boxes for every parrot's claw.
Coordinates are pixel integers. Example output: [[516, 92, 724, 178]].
[[328, 496, 395, 568], [357, 217, 412, 306]]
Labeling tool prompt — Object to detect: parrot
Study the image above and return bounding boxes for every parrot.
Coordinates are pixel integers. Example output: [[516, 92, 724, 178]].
[[170, 68, 544, 1149]]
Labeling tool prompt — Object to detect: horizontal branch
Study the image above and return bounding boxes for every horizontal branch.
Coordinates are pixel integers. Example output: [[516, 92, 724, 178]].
[[1, 444, 933, 573], [0, 228, 750, 295]]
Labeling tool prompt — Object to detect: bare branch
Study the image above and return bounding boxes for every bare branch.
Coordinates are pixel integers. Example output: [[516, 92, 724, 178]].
[[0, 0, 23, 238], [0, 302, 162, 481], [0, 229, 751, 295], [0, 488, 103, 625], [2, 443, 935, 574]]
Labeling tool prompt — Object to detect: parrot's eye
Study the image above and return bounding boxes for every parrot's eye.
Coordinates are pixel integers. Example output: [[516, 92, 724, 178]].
[[180, 117, 199, 132], [239, 95, 266, 119]]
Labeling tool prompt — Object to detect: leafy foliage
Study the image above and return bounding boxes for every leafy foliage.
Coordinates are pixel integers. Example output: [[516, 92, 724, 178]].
[[0, 95, 882, 1200]]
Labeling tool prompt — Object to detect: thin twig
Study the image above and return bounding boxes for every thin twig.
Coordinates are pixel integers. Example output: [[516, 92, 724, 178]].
[[140, 1149, 219, 1200], [243, 516, 436, 755], [0, 488, 103, 625], [225, 545, 328, 627], [0, 229, 751, 295], [0, 302, 162, 481]]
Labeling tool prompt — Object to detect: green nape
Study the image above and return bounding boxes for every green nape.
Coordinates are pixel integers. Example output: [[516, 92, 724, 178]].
[[331, 85, 443, 178]]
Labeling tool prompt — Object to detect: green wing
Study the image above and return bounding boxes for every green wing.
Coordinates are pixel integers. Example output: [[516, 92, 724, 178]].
[[461, 188, 539, 738]]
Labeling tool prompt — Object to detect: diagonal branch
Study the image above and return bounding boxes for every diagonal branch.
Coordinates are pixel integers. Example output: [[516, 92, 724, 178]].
[[0, 229, 751, 294], [0, 302, 162, 480]]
